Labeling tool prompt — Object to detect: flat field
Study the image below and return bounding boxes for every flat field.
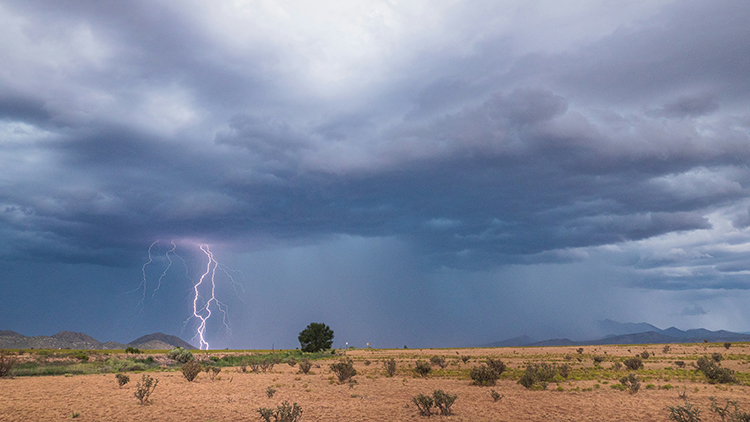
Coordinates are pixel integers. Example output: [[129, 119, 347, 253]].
[[2, 343, 750, 421]]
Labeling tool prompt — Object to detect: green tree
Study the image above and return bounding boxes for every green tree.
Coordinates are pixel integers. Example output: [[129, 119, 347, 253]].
[[298, 322, 334, 352]]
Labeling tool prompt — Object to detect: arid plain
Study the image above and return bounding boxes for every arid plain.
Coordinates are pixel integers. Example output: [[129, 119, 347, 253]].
[[2, 343, 750, 421]]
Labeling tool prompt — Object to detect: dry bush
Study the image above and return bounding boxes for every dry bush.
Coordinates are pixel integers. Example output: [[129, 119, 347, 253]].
[[641, 351, 650, 359], [412, 393, 434, 417], [430, 356, 447, 369], [461, 356, 470, 363], [675, 361, 686, 368], [470, 364, 499, 386], [298, 359, 312, 374], [518, 363, 557, 389], [167, 347, 194, 364], [557, 363, 571, 379], [285, 358, 297, 367], [697, 356, 736, 384], [413, 360, 431, 377], [363, 360, 371, 366], [0, 350, 17, 378], [486, 358, 506, 375], [712, 353, 723, 363], [490, 390, 503, 402], [181, 360, 202, 382], [330, 359, 357, 383], [619, 373, 640, 394], [258, 401, 302, 422], [205, 366, 221, 381], [266, 386, 277, 398], [624, 357, 643, 370], [383, 358, 396, 377], [432, 390, 457, 416], [667, 402, 701, 422], [663, 345, 672, 354], [134, 374, 158, 405], [593, 356, 606, 365], [115, 373, 130, 388], [724, 342, 732, 350]]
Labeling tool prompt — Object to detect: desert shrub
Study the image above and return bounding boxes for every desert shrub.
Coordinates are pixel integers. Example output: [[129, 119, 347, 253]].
[[641, 351, 650, 359], [624, 357, 644, 370], [486, 358, 506, 375], [697, 357, 736, 384], [167, 347, 194, 364], [619, 373, 641, 394], [73, 352, 89, 362], [724, 342, 732, 350], [678, 387, 689, 400], [712, 353, 723, 363], [710, 397, 750, 422], [663, 345, 672, 354], [285, 358, 297, 367], [383, 359, 396, 377], [181, 360, 202, 382], [124, 347, 141, 354], [0, 350, 17, 378], [115, 373, 130, 387], [490, 390, 503, 402], [330, 359, 357, 383], [298, 359, 312, 374], [249, 360, 260, 373], [432, 389, 457, 416], [461, 356, 470, 363], [576, 348, 584, 354], [134, 374, 158, 405], [266, 386, 277, 398], [414, 360, 431, 377], [558, 363, 571, 379], [593, 356, 606, 365], [612, 362, 623, 371], [412, 393, 434, 417], [260, 358, 275, 373], [363, 360, 371, 366], [205, 366, 221, 381], [258, 401, 302, 422], [430, 355, 447, 369], [675, 361, 686, 368], [518, 363, 556, 389], [238, 358, 248, 373], [667, 402, 702, 422], [470, 364, 500, 386]]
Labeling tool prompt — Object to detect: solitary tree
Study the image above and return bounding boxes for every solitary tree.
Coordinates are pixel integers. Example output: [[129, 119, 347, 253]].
[[298, 322, 334, 352]]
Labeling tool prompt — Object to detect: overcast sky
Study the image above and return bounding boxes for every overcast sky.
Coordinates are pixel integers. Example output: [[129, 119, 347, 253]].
[[2, 0, 750, 349]]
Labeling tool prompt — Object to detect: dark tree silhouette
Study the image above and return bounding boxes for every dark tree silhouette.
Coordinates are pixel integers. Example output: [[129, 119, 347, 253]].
[[298, 322, 334, 352]]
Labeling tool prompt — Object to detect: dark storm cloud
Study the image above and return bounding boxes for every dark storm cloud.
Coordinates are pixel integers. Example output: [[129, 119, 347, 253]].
[[1, 0, 750, 295]]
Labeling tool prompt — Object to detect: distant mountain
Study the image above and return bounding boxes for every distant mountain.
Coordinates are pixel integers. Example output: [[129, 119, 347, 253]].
[[484, 321, 750, 348], [129, 333, 195, 350], [0, 331, 195, 350]]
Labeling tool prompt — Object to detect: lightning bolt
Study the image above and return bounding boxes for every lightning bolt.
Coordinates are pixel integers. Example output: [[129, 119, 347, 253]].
[[135, 240, 242, 350]]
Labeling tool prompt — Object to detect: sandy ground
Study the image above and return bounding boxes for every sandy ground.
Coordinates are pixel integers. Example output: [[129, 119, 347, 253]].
[[2, 344, 749, 421]]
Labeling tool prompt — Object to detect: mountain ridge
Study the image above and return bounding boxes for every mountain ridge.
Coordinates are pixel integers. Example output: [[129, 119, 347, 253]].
[[484, 320, 750, 347], [0, 330, 196, 350]]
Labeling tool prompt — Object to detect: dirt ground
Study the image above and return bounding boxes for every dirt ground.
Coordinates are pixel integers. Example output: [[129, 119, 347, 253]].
[[2, 344, 749, 421]]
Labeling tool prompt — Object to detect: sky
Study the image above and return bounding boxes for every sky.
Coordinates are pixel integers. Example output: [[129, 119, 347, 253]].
[[1, 0, 750, 349]]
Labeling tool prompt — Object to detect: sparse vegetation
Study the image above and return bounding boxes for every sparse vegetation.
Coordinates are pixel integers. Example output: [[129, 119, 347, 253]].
[[115, 373, 130, 387], [461, 356, 470, 364], [133, 374, 158, 405], [181, 360, 202, 382], [709, 396, 750, 422], [712, 353, 723, 362], [518, 363, 557, 389], [205, 365, 221, 381], [258, 401, 302, 422], [330, 358, 357, 383], [414, 360, 431, 377], [266, 386, 277, 398], [470, 364, 500, 386], [724, 342, 731, 350], [167, 347, 194, 364], [432, 389, 457, 416], [675, 361, 686, 368], [486, 357, 506, 375], [490, 390, 503, 402], [0, 350, 17, 378], [298, 359, 312, 374], [430, 355, 447, 369], [412, 393, 434, 417], [641, 351, 650, 359], [696, 356, 736, 384], [383, 358, 396, 377], [124, 347, 141, 354], [663, 345, 672, 354], [619, 373, 641, 394], [624, 357, 644, 370], [593, 356, 606, 365], [667, 402, 702, 422]]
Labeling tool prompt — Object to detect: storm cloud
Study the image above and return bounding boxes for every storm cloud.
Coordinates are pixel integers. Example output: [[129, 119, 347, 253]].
[[1, 0, 750, 347]]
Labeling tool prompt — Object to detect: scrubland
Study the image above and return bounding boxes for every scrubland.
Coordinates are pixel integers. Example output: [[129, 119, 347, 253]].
[[2, 343, 750, 421]]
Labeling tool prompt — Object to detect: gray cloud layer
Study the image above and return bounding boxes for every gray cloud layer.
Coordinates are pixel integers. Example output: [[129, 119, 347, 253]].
[[2, 0, 750, 345]]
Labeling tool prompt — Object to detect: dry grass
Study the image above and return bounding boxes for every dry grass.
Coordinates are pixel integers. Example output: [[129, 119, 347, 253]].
[[1, 343, 749, 421]]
